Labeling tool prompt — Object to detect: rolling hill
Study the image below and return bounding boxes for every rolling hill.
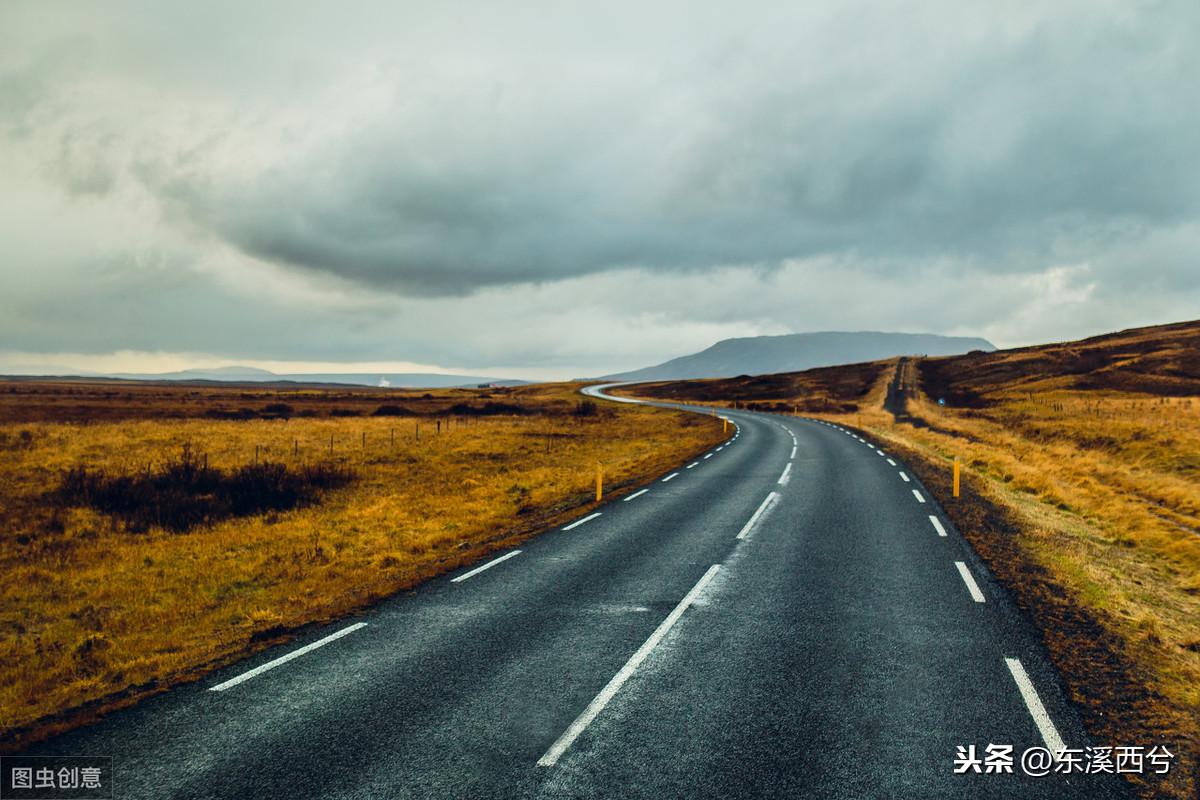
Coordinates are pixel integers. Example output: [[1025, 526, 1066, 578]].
[[598, 331, 995, 382], [0, 365, 526, 389]]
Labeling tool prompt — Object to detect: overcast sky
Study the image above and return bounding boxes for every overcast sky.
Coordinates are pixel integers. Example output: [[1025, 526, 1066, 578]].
[[1, 1, 1197, 380]]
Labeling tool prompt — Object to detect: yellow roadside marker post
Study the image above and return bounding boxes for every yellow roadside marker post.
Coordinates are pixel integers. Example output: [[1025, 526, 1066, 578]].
[[953, 456, 961, 498], [596, 463, 604, 502]]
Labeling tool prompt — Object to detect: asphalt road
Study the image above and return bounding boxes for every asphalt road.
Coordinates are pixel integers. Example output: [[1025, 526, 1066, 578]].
[[18, 385, 1130, 799]]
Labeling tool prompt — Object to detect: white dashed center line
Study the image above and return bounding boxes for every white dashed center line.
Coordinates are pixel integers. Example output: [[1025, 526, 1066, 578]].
[[662, 472, 679, 483], [928, 516, 948, 537], [912, 489, 926, 503], [537, 565, 721, 767], [737, 492, 781, 540], [899, 471, 911, 482], [624, 489, 649, 502]]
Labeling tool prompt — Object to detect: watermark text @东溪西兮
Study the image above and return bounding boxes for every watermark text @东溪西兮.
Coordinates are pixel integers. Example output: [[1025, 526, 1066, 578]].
[[954, 744, 1173, 777]]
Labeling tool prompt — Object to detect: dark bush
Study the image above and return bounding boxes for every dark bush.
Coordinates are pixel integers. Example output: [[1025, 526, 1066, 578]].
[[372, 404, 413, 417], [329, 408, 361, 417], [262, 403, 294, 419], [447, 401, 531, 416], [53, 446, 354, 533], [203, 407, 259, 420], [574, 400, 598, 417], [0, 430, 36, 450]]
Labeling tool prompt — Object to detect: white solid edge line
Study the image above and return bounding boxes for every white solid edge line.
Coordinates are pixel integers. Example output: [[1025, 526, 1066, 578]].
[[563, 512, 602, 531], [210, 622, 368, 692], [737, 492, 780, 540], [452, 550, 523, 583], [777, 462, 792, 486], [1005, 657, 1067, 757], [912, 489, 926, 503], [899, 471, 911, 482], [954, 561, 986, 602], [624, 488, 650, 502], [928, 515, 948, 537], [537, 565, 721, 767], [887, 458, 897, 466], [662, 472, 679, 482]]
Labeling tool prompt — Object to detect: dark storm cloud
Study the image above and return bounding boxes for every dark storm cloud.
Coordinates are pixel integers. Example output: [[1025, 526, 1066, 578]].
[[122, 1, 1200, 296], [1, 0, 1199, 375]]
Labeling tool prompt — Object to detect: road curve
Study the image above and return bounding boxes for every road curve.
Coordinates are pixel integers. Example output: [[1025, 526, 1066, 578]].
[[16, 384, 1129, 799]]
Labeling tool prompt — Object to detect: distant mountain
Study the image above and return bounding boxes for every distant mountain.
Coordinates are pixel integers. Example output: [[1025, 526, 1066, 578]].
[[598, 331, 996, 382], [109, 366, 279, 381], [1, 365, 528, 389]]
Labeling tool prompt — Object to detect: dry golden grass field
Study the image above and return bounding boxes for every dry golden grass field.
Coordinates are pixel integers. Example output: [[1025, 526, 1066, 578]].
[[623, 319, 1200, 800], [0, 380, 723, 747]]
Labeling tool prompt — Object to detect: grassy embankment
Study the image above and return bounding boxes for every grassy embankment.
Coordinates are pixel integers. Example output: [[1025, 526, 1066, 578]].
[[621, 320, 1200, 800], [0, 381, 723, 746]]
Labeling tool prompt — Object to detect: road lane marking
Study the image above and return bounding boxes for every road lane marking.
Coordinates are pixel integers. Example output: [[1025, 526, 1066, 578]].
[[452, 550, 523, 583], [887, 458, 896, 466], [912, 489, 926, 503], [537, 565, 721, 767], [1005, 658, 1066, 757], [790, 445, 797, 458], [876, 450, 886, 457], [929, 516, 948, 537], [737, 492, 781, 540], [686, 462, 699, 469], [662, 473, 679, 482], [954, 561, 986, 602], [210, 623, 368, 692], [624, 489, 649, 502], [899, 471, 911, 482], [563, 512, 602, 531], [704, 453, 714, 459], [777, 463, 792, 486]]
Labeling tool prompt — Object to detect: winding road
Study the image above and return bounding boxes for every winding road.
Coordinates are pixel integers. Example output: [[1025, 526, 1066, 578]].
[[18, 385, 1129, 798]]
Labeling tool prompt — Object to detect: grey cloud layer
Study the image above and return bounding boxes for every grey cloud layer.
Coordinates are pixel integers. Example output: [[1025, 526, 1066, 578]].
[[1, 1, 1198, 374], [129, 2, 1200, 295]]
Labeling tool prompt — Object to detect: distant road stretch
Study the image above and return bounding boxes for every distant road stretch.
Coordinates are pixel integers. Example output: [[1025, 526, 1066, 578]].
[[22, 384, 1128, 799]]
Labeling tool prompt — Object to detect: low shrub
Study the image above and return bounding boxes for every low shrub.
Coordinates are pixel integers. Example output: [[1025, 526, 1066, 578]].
[[53, 446, 354, 533]]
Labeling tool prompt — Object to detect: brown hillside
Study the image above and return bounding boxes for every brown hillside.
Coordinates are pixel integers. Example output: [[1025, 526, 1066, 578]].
[[616, 360, 886, 413], [920, 319, 1200, 404]]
